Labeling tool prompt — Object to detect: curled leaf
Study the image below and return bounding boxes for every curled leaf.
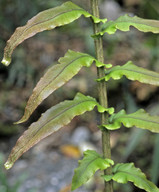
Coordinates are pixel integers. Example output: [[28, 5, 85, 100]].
[[16, 50, 103, 124], [4, 93, 110, 169], [96, 14, 159, 36], [71, 150, 114, 191], [104, 109, 159, 133], [98, 61, 159, 86], [1, 1, 106, 66], [103, 163, 159, 192]]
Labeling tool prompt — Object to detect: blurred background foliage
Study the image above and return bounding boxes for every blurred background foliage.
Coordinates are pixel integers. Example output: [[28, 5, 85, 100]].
[[0, 0, 159, 191]]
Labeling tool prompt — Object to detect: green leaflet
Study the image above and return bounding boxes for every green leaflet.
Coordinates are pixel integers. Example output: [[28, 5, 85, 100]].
[[1, 1, 106, 66], [71, 150, 114, 191], [15, 50, 111, 124], [96, 14, 159, 36], [104, 109, 159, 133], [97, 61, 159, 86], [103, 163, 159, 192], [4, 93, 112, 170]]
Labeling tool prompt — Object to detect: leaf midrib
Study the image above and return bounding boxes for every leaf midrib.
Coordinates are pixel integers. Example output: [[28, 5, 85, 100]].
[[37, 55, 89, 95], [24, 8, 84, 33], [29, 54, 90, 113], [74, 155, 101, 185], [107, 67, 159, 79], [11, 99, 95, 161], [116, 115, 159, 125], [105, 18, 159, 30]]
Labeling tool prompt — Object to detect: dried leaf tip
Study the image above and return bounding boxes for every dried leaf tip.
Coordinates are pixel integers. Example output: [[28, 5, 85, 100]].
[[4, 161, 12, 170], [1, 58, 11, 66]]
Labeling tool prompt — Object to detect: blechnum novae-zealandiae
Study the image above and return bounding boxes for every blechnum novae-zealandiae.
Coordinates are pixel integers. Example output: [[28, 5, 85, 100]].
[[1, 1, 159, 192]]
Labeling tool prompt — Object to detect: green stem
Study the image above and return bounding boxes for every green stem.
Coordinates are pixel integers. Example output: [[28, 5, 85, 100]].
[[90, 0, 113, 192]]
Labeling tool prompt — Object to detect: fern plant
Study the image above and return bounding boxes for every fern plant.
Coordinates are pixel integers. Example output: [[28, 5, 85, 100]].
[[2, 0, 159, 191]]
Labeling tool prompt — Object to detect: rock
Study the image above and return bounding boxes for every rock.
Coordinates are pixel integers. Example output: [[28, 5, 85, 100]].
[[100, 0, 121, 21], [79, 141, 97, 154], [70, 126, 90, 145]]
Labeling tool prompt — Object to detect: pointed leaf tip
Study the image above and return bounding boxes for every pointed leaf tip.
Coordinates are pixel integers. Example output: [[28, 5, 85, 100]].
[[1, 58, 11, 66], [4, 161, 12, 170]]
